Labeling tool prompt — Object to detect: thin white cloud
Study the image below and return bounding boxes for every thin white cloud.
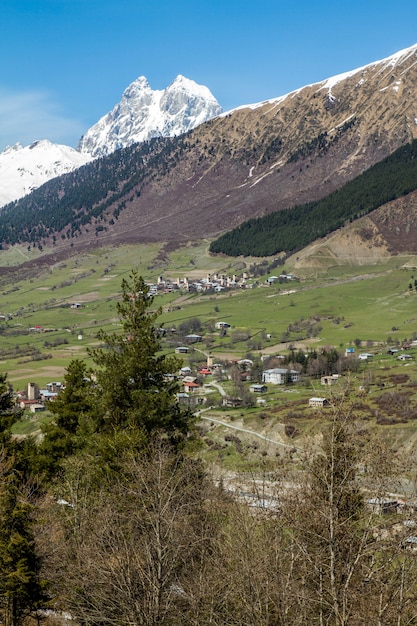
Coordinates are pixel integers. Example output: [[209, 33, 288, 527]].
[[0, 87, 86, 150]]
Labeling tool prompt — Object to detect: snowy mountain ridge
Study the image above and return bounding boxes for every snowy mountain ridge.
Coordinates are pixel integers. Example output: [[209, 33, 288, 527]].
[[227, 42, 417, 114], [3, 43, 417, 210], [78, 74, 222, 158], [0, 75, 222, 207], [0, 140, 92, 208]]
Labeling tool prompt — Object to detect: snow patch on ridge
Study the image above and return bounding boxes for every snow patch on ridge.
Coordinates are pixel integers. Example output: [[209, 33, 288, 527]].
[[0, 140, 92, 208], [223, 43, 417, 115]]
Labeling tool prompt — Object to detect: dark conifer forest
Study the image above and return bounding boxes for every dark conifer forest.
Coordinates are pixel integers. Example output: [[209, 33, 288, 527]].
[[0, 135, 184, 246], [210, 139, 417, 256]]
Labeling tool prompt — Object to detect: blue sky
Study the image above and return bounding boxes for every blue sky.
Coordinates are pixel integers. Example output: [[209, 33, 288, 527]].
[[1, 0, 417, 150]]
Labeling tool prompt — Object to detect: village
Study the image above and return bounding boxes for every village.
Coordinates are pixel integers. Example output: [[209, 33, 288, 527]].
[[12, 339, 417, 551], [15, 335, 415, 416], [145, 269, 298, 296]]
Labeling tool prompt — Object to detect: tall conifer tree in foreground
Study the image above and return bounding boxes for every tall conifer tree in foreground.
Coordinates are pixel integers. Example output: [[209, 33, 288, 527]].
[[88, 271, 194, 443], [0, 374, 46, 626]]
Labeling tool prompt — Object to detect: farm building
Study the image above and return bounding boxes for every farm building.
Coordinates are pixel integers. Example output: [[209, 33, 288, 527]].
[[250, 384, 267, 393], [321, 374, 340, 386], [309, 397, 330, 408], [175, 346, 189, 354], [185, 334, 203, 343]]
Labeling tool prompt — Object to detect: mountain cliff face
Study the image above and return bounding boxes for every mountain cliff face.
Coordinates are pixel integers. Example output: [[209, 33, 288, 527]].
[[0, 75, 221, 208], [2, 44, 417, 261], [77, 75, 222, 158]]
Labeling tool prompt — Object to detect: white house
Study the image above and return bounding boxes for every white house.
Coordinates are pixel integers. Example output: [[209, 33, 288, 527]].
[[309, 397, 330, 408], [30, 403, 45, 413], [262, 368, 299, 385], [215, 321, 231, 329]]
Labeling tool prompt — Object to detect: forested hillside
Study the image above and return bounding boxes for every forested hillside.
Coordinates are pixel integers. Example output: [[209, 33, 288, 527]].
[[0, 135, 183, 246], [210, 139, 417, 256]]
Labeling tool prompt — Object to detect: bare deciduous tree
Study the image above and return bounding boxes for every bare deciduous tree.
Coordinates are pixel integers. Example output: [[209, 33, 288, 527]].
[[39, 443, 220, 625]]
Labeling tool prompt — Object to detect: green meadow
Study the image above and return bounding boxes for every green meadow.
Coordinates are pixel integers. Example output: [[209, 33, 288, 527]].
[[3, 240, 417, 466], [1, 240, 417, 390]]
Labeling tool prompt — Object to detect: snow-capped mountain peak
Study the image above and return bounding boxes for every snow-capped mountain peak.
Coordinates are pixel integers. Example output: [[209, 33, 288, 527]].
[[0, 75, 221, 207], [78, 75, 222, 158], [0, 140, 92, 208]]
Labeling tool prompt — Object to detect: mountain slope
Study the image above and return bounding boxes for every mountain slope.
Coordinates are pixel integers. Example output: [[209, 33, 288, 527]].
[[209, 139, 417, 256], [288, 188, 417, 271], [2, 44, 417, 260], [78, 75, 222, 158]]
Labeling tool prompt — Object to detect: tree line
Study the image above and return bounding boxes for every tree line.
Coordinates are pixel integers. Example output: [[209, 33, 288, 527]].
[[0, 134, 191, 247], [210, 138, 417, 257], [0, 273, 416, 624]]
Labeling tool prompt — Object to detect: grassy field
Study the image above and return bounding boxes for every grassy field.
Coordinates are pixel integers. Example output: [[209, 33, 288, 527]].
[[1, 241, 417, 386], [0, 241, 252, 386], [2, 240, 417, 483]]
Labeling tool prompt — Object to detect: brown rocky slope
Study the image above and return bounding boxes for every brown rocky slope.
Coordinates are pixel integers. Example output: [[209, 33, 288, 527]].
[[96, 43, 417, 247]]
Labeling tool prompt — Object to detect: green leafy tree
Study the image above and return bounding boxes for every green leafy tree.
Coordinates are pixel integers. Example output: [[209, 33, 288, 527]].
[[0, 374, 17, 442], [89, 272, 194, 443]]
